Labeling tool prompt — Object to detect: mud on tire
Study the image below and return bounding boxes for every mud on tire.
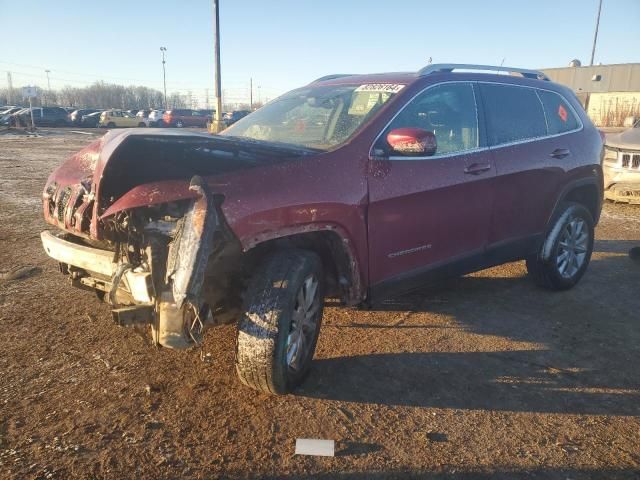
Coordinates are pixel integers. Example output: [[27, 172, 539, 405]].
[[526, 201, 594, 290], [235, 249, 324, 394]]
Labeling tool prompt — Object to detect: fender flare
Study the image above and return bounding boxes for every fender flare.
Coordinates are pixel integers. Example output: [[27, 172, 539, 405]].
[[546, 176, 602, 229], [241, 223, 366, 305]]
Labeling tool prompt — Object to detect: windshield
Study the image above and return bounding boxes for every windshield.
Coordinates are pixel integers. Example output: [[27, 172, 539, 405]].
[[221, 83, 405, 150]]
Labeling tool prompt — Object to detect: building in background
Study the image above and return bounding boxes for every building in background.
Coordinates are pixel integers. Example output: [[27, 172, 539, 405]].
[[541, 63, 640, 127]]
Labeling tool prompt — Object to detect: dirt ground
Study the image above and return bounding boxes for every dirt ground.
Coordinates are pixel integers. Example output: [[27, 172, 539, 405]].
[[0, 128, 639, 480]]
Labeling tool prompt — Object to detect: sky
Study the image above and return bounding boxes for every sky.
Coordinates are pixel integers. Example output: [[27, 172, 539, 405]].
[[0, 0, 638, 106]]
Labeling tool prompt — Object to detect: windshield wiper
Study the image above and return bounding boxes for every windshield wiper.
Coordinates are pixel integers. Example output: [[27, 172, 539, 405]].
[[218, 135, 326, 153]]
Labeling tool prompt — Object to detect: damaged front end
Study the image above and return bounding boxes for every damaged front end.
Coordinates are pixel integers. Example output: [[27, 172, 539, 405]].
[[42, 175, 229, 349], [603, 137, 640, 204], [40, 131, 274, 349]]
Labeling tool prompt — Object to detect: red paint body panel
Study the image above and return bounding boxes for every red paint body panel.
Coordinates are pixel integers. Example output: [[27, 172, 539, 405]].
[[367, 149, 496, 285]]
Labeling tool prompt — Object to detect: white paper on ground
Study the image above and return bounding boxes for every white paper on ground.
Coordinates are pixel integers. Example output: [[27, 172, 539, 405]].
[[295, 438, 335, 457]]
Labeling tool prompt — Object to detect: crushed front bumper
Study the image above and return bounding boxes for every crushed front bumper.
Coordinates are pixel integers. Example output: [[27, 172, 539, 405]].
[[603, 148, 640, 204], [40, 230, 154, 304]]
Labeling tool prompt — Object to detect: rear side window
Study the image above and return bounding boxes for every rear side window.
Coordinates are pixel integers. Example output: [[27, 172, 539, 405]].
[[480, 84, 547, 146], [537, 90, 580, 134]]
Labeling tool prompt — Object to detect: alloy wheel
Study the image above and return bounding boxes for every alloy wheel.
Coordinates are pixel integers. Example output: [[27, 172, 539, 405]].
[[286, 275, 320, 372], [556, 215, 589, 279]]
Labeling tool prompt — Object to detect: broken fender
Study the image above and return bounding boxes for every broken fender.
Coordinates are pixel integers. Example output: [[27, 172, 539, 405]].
[[168, 176, 219, 309]]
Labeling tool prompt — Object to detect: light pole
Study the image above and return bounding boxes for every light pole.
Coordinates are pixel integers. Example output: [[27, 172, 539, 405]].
[[209, 0, 225, 133], [160, 47, 167, 109], [44, 69, 51, 106]]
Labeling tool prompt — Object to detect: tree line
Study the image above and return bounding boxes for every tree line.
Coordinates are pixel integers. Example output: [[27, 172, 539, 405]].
[[0, 81, 189, 110]]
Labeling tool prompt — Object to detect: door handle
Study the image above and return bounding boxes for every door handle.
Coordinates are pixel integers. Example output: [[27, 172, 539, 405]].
[[550, 148, 571, 159], [464, 163, 492, 175]]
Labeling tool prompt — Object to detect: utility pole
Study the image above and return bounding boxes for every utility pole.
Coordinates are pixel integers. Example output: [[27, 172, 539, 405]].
[[209, 0, 225, 133], [160, 47, 168, 109], [590, 0, 603, 66], [6, 72, 13, 105], [250, 77, 253, 110], [585, 0, 603, 115], [44, 70, 51, 106]]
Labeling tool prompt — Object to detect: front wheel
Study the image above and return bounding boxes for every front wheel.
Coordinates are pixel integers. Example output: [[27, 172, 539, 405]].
[[526, 202, 594, 290], [175, 120, 184, 128], [235, 250, 324, 394]]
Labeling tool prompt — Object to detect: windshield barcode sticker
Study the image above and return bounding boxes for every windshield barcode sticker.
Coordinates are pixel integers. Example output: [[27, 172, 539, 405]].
[[355, 83, 405, 93]]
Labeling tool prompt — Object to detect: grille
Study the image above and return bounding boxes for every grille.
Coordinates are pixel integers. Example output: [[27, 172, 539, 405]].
[[620, 152, 640, 170], [56, 187, 71, 223]]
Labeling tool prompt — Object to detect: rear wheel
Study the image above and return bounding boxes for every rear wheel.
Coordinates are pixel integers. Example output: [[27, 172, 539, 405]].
[[235, 250, 324, 394], [526, 202, 594, 290]]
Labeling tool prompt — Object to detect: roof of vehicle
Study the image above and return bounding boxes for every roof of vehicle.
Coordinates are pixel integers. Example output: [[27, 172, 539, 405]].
[[311, 64, 550, 87]]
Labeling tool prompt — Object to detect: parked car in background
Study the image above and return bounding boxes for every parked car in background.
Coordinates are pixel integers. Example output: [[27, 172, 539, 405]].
[[39, 64, 604, 395], [223, 110, 251, 126], [69, 109, 101, 126], [603, 118, 640, 203], [98, 109, 140, 128], [163, 109, 212, 128], [135, 110, 152, 127], [146, 109, 165, 127], [0, 106, 23, 126], [80, 111, 104, 128], [14, 107, 69, 127]]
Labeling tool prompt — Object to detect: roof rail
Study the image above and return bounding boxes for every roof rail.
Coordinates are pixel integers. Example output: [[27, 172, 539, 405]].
[[312, 74, 357, 83], [418, 63, 549, 81]]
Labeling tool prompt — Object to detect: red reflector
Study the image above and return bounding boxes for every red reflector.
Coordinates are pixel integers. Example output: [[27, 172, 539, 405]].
[[558, 104, 568, 122]]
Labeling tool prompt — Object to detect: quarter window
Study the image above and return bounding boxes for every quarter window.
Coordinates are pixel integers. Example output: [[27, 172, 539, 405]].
[[384, 83, 478, 156], [480, 84, 547, 146], [537, 90, 579, 134]]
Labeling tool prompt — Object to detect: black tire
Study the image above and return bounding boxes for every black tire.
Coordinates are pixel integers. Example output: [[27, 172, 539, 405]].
[[138, 122, 146, 127], [107, 122, 116, 128], [526, 202, 594, 290], [175, 120, 184, 128], [235, 249, 324, 394]]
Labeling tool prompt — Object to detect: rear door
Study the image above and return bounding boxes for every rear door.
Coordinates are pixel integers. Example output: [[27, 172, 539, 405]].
[[479, 83, 574, 247], [367, 82, 496, 287]]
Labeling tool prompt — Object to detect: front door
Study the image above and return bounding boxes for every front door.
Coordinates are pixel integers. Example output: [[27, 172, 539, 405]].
[[367, 82, 495, 288]]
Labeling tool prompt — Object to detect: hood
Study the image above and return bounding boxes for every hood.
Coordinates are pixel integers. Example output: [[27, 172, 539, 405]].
[[43, 129, 318, 239], [606, 127, 640, 150]]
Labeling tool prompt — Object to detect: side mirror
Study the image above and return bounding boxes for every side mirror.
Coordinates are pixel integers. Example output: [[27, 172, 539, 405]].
[[386, 128, 437, 156]]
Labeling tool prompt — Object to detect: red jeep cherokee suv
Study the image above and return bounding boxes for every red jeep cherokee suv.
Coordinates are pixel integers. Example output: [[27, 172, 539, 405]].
[[41, 64, 603, 394]]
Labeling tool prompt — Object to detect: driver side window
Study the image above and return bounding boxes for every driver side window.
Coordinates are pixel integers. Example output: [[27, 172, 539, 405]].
[[385, 83, 479, 156]]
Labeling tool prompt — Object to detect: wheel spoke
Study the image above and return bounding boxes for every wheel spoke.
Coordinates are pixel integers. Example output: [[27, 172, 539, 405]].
[[305, 278, 318, 306]]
